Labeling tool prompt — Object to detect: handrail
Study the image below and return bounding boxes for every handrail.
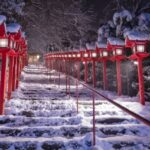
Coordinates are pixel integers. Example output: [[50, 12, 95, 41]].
[[68, 75, 150, 127]]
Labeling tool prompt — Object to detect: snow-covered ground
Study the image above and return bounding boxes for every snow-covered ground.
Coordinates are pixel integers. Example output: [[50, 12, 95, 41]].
[[0, 65, 150, 150]]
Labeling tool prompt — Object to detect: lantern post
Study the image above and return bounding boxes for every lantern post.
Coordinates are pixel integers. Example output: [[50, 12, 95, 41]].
[[0, 16, 17, 114], [107, 38, 126, 96], [96, 42, 108, 90], [125, 32, 150, 105]]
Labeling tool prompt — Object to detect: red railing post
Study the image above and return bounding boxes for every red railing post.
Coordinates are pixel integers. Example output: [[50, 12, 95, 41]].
[[116, 60, 122, 96], [8, 56, 14, 100], [0, 53, 7, 114], [137, 58, 145, 105], [16, 56, 20, 89]]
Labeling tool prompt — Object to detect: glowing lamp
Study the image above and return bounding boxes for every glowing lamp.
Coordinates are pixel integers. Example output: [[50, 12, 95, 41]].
[[37, 55, 40, 59], [137, 45, 145, 53], [116, 48, 123, 55], [91, 52, 97, 58], [84, 53, 88, 58], [77, 54, 81, 58], [0, 39, 8, 48], [102, 51, 108, 57]]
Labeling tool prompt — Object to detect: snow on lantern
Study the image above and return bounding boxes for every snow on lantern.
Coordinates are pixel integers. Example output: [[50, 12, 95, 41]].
[[96, 41, 108, 90], [125, 31, 150, 105], [107, 37, 126, 96]]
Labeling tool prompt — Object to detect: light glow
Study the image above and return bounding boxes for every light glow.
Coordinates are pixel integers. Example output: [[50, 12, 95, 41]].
[[116, 49, 122, 55], [133, 61, 138, 65], [137, 45, 145, 53], [73, 54, 76, 57], [102, 51, 108, 57], [84, 53, 88, 58], [77, 54, 81, 57], [92, 52, 97, 58], [37, 55, 40, 59], [0, 39, 8, 48]]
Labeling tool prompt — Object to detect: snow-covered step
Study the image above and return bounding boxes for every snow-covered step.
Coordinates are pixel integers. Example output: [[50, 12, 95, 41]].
[[6, 109, 77, 117], [0, 135, 150, 150], [0, 124, 150, 139], [2, 65, 150, 150], [0, 136, 86, 150], [6, 100, 76, 111], [95, 135, 150, 150], [0, 126, 91, 138], [0, 116, 81, 127]]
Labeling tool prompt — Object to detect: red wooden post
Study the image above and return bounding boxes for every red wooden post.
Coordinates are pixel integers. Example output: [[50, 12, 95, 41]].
[[12, 57, 17, 91], [103, 60, 108, 90], [0, 53, 7, 114], [116, 60, 122, 96], [16, 56, 20, 89], [8, 56, 14, 100], [137, 58, 145, 105]]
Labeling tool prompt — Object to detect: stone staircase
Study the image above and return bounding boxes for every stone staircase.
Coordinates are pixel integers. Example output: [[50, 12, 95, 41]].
[[0, 65, 149, 150]]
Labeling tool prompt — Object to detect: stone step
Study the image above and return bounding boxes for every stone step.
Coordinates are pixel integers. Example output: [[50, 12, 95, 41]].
[[0, 124, 149, 139], [6, 109, 77, 117], [6, 100, 75, 111], [0, 135, 149, 150], [0, 116, 81, 127]]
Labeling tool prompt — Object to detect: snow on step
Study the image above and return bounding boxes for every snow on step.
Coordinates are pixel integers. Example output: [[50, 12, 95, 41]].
[[1, 65, 150, 150]]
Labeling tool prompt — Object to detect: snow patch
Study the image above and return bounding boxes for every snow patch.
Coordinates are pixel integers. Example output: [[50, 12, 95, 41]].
[[7, 23, 21, 33], [113, 10, 132, 25], [86, 43, 96, 50], [125, 30, 150, 41], [96, 41, 107, 49], [107, 37, 125, 46], [0, 15, 6, 25]]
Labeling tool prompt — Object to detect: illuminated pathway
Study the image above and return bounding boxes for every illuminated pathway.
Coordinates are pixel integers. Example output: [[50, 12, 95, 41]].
[[0, 65, 150, 149]]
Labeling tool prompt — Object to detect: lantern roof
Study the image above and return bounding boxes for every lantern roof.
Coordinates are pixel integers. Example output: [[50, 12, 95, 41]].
[[0, 15, 6, 25], [107, 37, 125, 46], [96, 41, 107, 48], [125, 31, 150, 41], [72, 49, 79, 52], [86, 43, 96, 50], [7, 23, 21, 33]]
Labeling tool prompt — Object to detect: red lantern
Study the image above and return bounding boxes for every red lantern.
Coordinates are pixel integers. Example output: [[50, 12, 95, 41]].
[[96, 41, 108, 90], [125, 31, 150, 105], [107, 37, 126, 96]]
